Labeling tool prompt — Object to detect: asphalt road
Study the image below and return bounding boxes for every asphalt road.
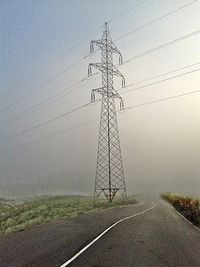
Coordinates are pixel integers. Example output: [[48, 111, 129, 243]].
[[0, 195, 200, 267]]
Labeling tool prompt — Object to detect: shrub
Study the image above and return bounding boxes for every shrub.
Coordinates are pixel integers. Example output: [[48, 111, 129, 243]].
[[162, 193, 200, 226]]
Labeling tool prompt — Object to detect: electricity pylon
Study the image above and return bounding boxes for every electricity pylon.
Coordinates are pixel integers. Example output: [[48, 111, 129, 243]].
[[88, 22, 126, 203]]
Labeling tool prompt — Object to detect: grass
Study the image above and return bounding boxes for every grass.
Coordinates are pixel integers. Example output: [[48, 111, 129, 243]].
[[162, 192, 200, 227], [0, 195, 136, 235]]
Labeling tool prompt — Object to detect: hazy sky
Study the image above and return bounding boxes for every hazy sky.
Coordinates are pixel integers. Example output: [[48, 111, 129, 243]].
[[1, 0, 200, 198]]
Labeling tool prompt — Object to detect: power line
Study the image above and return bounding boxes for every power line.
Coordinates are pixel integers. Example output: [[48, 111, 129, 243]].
[[2, 0, 198, 118], [5, 44, 191, 127], [59, 26, 103, 60], [6, 59, 199, 127], [0, 0, 147, 111], [58, 0, 148, 58], [80, 1, 199, 62], [123, 89, 200, 111], [0, 66, 199, 145], [120, 68, 200, 94], [6, 26, 200, 120], [123, 28, 200, 65], [91, 29, 200, 75], [2, 1, 198, 116], [48, 38, 200, 131], [17, 88, 200, 150], [115, 0, 199, 42], [4, 60, 198, 127], [4, 62, 195, 127], [120, 62, 200, 88], [6, 72, 99, 125], [0, 56, 90, 114], [0, 103, 91, 144], [108, 0, 148, 23], [19, 118, 98, 149], [1, 28, 200, 142]]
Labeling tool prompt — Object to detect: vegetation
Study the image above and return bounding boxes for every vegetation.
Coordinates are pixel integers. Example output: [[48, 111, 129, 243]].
[[0, 195, 136, 235], [162, 192, 200, 227]]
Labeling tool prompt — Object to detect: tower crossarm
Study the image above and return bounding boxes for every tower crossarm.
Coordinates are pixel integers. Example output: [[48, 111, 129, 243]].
[[91, 86, 124, 110], [88, 63, 105, 75], [112, 65, 124, 79], [110, 41, 123, 61], [88, 62, 125, 85], [91, 87, 122, 99], [90, 40, 104, 52], [90, 40, 122, 59]]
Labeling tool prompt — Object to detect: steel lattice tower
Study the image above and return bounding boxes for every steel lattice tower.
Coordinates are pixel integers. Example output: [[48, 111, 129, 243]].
[[88, 22, 126, 203]]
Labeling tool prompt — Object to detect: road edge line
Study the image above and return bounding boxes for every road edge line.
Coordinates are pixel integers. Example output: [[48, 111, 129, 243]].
[[59, 202, 155, 267], [171, 206, 200, 232]]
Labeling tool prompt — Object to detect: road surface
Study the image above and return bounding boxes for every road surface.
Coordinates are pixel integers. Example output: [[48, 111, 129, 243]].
[[0, 195, 200, 267]]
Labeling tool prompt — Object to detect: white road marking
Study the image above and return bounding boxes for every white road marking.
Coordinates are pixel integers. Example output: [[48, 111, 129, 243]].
[[60, 202, 155, 267], [171, 206, 200, 232]]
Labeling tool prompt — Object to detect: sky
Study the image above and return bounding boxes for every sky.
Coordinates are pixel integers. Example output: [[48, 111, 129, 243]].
[[0, 0, 200, 198]]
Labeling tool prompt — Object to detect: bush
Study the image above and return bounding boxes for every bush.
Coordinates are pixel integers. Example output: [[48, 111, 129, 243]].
[[162, 193, 200, 226]]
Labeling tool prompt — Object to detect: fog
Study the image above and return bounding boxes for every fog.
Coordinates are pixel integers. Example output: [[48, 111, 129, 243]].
[[1, 0, 200, 199]]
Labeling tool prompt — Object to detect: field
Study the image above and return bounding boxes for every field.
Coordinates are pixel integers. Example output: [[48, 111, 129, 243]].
[[0, 195, 136, 235], [162, 192, 200, 227]]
